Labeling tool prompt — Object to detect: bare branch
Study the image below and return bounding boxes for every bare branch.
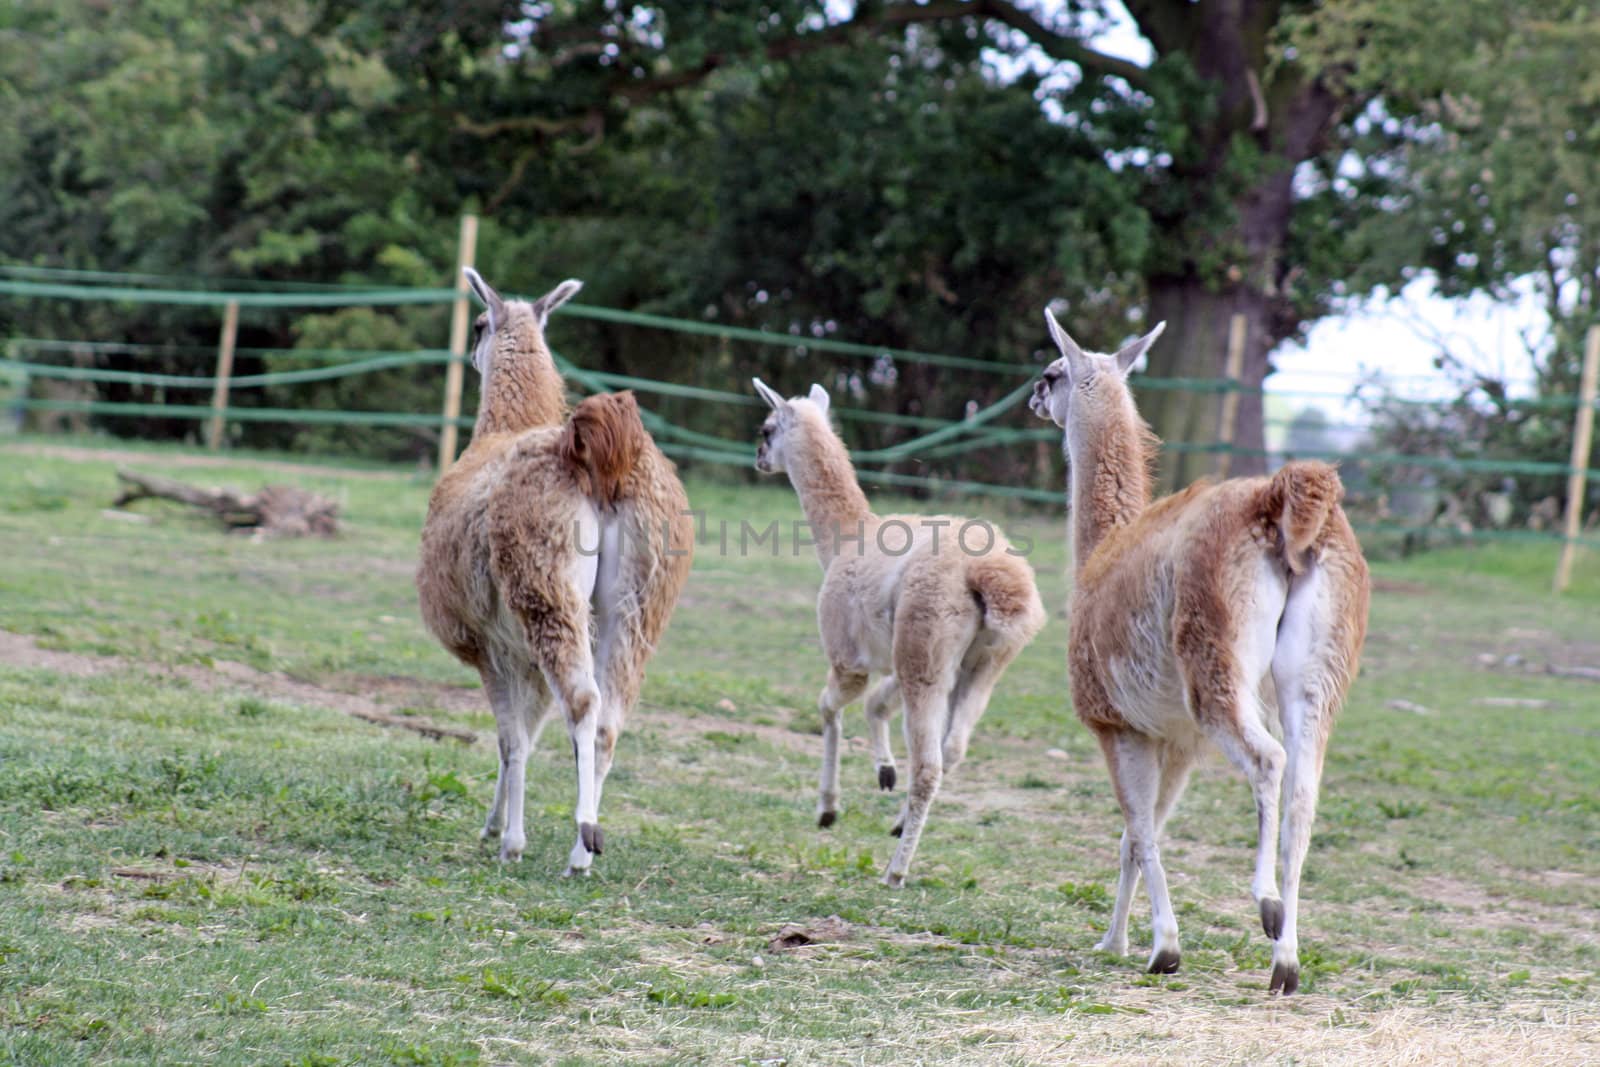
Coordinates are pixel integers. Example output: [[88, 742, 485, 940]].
[[458, 2, 1151, 172], [1245, 68, 1269, 132], [454, 111, 602, 139], [967, 0, 1150, 87], [601, 0, 1151, 108]]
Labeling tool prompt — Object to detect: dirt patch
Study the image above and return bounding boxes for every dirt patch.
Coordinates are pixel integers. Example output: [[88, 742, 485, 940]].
[[960, 997, 1597, 1067], [323, 672, 486, 717], [0, 629, 108, 677], [1371, 578, 1430, 595], [0, 628, 476, 744], [1410, 872, 1599, 942], [637, 702, 818, 755]]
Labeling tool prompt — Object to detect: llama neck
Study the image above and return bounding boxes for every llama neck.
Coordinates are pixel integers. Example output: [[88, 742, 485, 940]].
[[1066, 396, 1155, 571], [473, 338, 567, 437], [786, 419, 873, 569]]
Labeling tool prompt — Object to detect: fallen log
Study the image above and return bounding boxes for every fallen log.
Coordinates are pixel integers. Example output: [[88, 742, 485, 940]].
[[1547, 664, 1600, 683], [113, 468, 339, 538]]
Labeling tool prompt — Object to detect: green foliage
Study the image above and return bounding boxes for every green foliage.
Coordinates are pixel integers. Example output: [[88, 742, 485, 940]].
[[4, 0, 1596, 494]]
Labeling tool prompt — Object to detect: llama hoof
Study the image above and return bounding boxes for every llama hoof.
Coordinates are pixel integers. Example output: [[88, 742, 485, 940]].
[[880, 870, 906, 889], [1147, 949, 1181, 975], [1094, 936, 1128, 957], [480, 826, 501, 843], [579, 821, 604, 855], [498, 844, 524, 863], [877, 765, 896, 791], [888, 821, 903, 837], [563, 864, 593, 879], [1259, 897, 1284, 941], [817, 810, 837, 829], [1269, 962, 1299, 996]]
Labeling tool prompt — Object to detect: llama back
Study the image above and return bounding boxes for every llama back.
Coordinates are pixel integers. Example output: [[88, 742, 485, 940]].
[[418, 428, 584, 666], [417, 439, 536, 669]]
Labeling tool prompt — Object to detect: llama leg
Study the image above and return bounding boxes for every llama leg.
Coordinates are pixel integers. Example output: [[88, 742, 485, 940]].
[[570, 711, 619, 864], [1268, 702, 1329, 994], [479, 668, 513, 843], [1269, 564, 1354, 995], [1152, 741, 1195, 835], [1097, 828, 1137, 956], [525, 692, 557, 752], [881, 681, 946, 888], [1097, 727, 1181, 972], [816, 668, 868, 827], [540, 646, 603, 877], [1099, 742, 1193, 954], [1199, 692, 1287, 939], [588, 642, 633, 849], [864, 675, 901, 791], [939, 646, 1020, 776], [481, 668, 539, 861]]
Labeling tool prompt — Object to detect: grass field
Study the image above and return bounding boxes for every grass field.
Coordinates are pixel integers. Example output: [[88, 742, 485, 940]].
[[1, 436, 1597, 1065]]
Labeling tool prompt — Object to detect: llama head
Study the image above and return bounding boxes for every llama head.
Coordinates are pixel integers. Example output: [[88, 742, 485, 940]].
[[751, 378, 831, 474], [1030, 308, 1165, 430], [560, 390, 647, 507], [463, 268, 583, 376]]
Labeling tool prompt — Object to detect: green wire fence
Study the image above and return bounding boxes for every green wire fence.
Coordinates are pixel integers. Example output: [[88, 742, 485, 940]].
[[4, 261, 1600, 558]]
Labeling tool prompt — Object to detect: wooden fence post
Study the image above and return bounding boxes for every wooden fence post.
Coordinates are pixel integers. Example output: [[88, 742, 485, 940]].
[[1553, 324, 1600, 594], [438, 214, 479, 472], [205, 299, 240, 451], [1214, 313, 1248, 479]]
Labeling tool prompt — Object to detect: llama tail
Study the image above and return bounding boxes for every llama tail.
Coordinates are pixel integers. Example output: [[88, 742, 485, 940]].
[[1263, 461, 1345, 574], [558, 391, 648, 507], [966, 554, 1047, 649]]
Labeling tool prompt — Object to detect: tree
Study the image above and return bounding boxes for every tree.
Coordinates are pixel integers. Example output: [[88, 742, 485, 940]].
[[2, 0, 1547, 490], [1290, 1, 1600, 517], [447, 0, 1423, 487], [1294, 1, 1600, 396]]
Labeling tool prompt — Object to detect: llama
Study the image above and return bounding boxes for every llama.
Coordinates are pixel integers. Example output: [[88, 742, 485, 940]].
[[752, 379, 1047, 887], [1029, 310, 1369, 994], [417, 271, 694, 876]]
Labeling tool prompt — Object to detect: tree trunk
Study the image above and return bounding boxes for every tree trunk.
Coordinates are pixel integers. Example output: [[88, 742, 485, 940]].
[[1123, 2, 1346, 493], [1142, 279, 1274, 492]]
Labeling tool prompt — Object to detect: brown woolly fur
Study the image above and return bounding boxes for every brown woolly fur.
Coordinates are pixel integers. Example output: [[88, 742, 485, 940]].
[[1266, 462, 1345, 574], [1075, 383, 1160, 561], [471, 305, 567, 438], [1032, 310, 1369, 996], [753, 379, 1046, 889], [559, 392, 648, 509], [417, 274, 692, 875]]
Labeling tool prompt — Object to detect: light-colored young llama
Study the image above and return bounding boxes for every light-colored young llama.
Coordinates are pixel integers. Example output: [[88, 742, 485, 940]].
[[1029, 310, 1369, 994], [753, 379, 1047, 887], [417, 270, 694, 876]]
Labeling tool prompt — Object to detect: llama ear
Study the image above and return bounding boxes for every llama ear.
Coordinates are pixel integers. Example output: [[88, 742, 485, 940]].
[[752, 377, 787, 412], [1044, 307, 1089, 381], [807, 383, 830, 415], [1114, 321, 1166, 377], [531, 279, 583, 328], [464, 268, 504, 333]]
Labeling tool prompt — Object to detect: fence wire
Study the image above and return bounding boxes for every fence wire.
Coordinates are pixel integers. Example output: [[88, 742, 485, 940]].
[[4, 265, 1598, 551]]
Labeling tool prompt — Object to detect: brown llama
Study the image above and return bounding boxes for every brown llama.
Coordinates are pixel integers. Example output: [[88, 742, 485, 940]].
[[417, 271, 693, 875], [753, 379, 1047, 887], [1029, 310, 1369, 994]]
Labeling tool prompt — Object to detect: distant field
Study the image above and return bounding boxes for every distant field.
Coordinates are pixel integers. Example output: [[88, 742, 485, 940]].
[[0, 436, 1596, 1066]]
